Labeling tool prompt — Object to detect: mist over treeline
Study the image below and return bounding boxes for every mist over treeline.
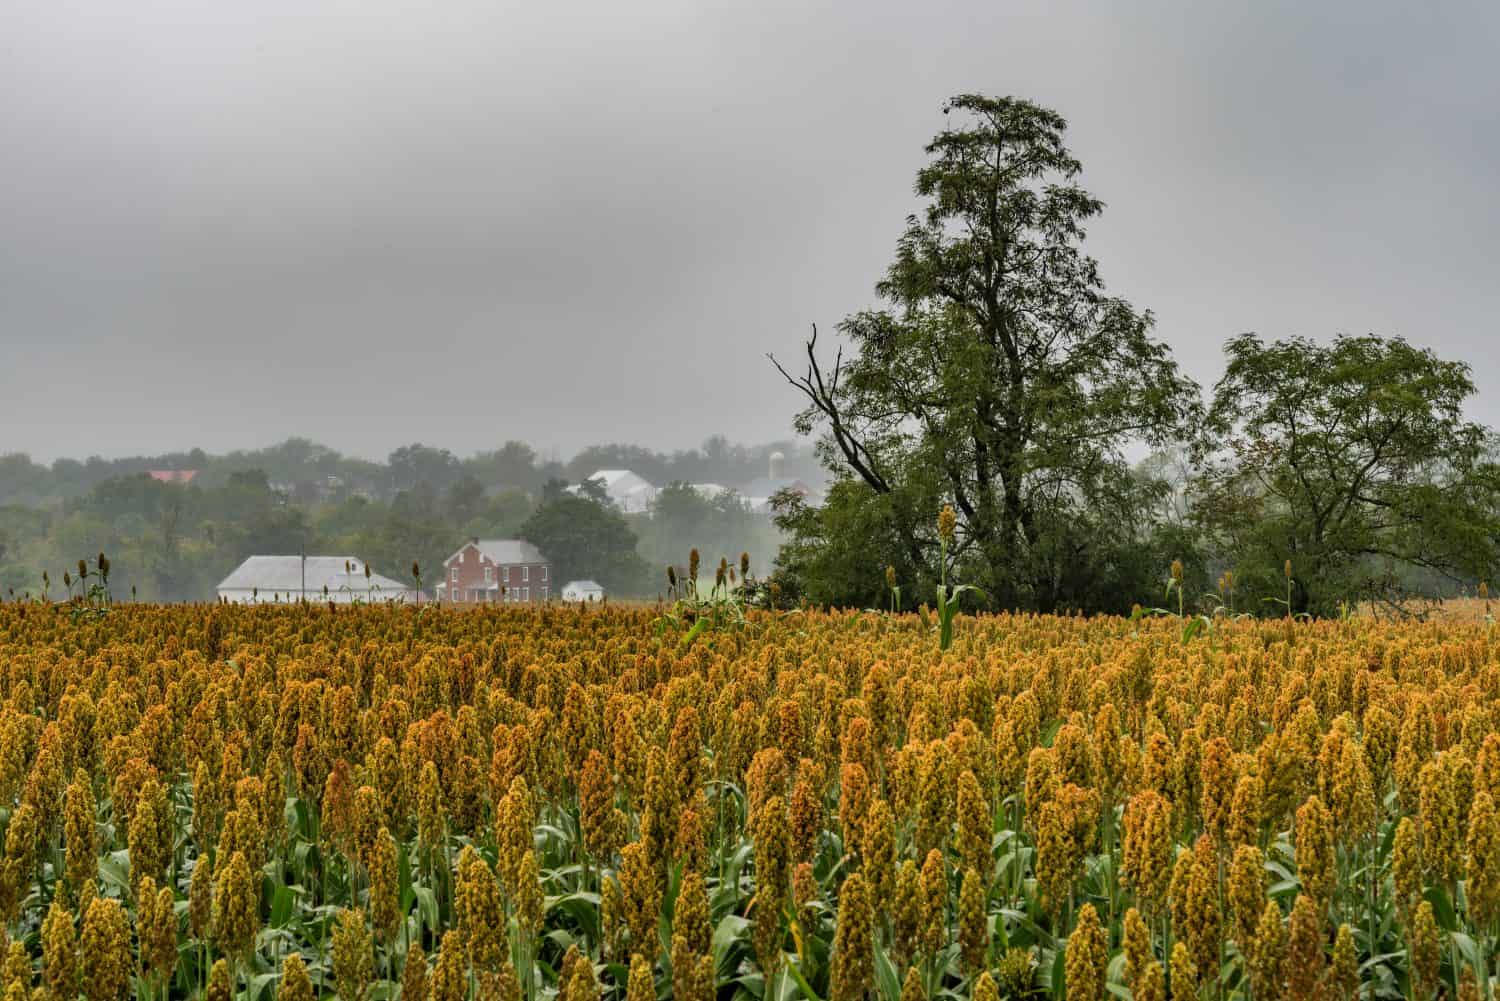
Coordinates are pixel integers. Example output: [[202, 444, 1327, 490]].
[[0, 436, 816, 601]]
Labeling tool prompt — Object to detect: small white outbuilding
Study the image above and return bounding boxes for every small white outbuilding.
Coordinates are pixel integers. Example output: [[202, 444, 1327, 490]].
[[562, 579, 606, 603]]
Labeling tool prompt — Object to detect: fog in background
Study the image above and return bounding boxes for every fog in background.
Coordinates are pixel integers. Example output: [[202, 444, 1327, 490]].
[[3, 0, 1498, 464]]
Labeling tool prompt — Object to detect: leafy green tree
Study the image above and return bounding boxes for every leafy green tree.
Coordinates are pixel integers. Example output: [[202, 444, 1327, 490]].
[[634, 482, 780, 578], [520, 495, 648, 595], [387, 444, 462, 494], [773, 94, 1200, 611], [1192, 333, 1500, 615]]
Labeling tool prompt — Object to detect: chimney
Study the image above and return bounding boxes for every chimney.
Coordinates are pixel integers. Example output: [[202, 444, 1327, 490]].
[[769, 450, 786, 480], [470, 536, 480, 546]]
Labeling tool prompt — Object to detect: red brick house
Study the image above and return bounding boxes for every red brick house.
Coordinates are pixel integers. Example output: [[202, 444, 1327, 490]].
[[437, 538, 552, 604]]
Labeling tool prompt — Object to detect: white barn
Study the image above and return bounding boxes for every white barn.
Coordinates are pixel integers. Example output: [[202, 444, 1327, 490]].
[[217, 556, 417, 604], [562, 579, 606, 603], [571, 469, 658, 513]]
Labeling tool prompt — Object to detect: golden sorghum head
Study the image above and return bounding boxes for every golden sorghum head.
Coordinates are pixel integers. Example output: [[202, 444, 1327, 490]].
[[1198, 736, 1236, 843], [1330, 923, 1357, 1001], [431, 931, 466, 1001], [1064, 903, 1108, 1001], [63, 769, 98, 908], [279, 952, 316, 1001], [1168, 940, 1196, 1001], [671, 871, 713, 1001], [1392, 816, 1421, 919], [828, 871, 874, 1001], [1285, 894, 1324, 1001], [918, 848, 948, 961], [970, 972, 998, 1001], [1408, 900, 1440, 1001], [188, 851, 214, 940], [1245, 899, 1283, 1000], [416, 759, 445, 853], [1480, 580, 1489, 602], [618, 842, 662, 963], [456, 847, 508, 973], [514, 848, 544, 934], [206, 959, 232, 1001], [1226, 844, 1267, 948], [1421, 758, 1463, 887], [885, 565, 897, 590], [331, 908, 374, 1001], [1284, 559, 1293, 580], [750, 795, 791, 972], [1466, 790, 1500, 926], [1122, 907, 1152, 992], [369, 827, 401, 945], [138, 879, 177, 978], [892, 859, 922, 966], [1122, 791, 1173, 921], [1170, 559, 1184, 583], [212, 850, 259, 960], [2, 942, 25, 991], [955, 769, 990, 880], [1183, 837, 1222, 978], [1227, 772, 1263, 848], [1135, 960, 1166, 1001], [42, 898, 78, 997], [938, 505, 957, 544], [626, 954, 654, 1001], [957, 868, 987, 976], [579, 750, 620, 862], [1293, 796, 1334, 904], [900, 966, 926, 1001], [78, 897, 131, 1001], [399, 944, 428, 1001], [839, 762, 871, 864]]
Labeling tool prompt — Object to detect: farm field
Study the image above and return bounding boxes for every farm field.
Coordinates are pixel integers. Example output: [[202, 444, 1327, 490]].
[[0, 603, 1497, 1001]]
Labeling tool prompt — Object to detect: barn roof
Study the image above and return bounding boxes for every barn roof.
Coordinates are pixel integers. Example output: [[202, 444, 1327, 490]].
[[216, 556, 408, 594]]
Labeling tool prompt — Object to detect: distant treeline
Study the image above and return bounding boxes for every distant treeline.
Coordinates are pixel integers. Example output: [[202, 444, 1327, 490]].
[[0, 436, 808, 602]]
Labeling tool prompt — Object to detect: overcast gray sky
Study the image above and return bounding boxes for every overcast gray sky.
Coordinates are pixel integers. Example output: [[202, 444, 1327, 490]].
[[2, 0, 1497, 463]]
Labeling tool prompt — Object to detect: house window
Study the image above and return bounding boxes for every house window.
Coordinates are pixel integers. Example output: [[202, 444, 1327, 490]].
[[541, 566, 548, 581], [541, 586, 549, 601], [523, 566, 529, 582], [450, 567, 458, 583], [522, 587, 529, 601], [484, 566, 494, 585]]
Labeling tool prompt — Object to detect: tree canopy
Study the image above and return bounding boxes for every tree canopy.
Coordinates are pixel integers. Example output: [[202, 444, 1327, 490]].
[[775, 94, 1200, 612], [1192, 333, 1500, 614]]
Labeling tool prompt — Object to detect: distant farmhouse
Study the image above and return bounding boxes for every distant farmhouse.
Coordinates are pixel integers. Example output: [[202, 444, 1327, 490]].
[[217, 556, 417, 604], [148, 469, 198, 484], [574, 453, 816, 516], [570, 469, 658, 513], [562, 579, 605, 603], [739, 452, 814, 513], [439, 538, 551, 604]]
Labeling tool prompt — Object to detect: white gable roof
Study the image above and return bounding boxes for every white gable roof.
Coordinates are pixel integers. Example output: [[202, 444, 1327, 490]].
[[216, 556, 408, 594]]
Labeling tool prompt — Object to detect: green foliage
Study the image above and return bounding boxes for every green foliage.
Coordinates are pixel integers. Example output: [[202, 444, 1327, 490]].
[[520, 494, 650, 596], [1192, 333, 1500, 616], [774, 93, 1201, 613]]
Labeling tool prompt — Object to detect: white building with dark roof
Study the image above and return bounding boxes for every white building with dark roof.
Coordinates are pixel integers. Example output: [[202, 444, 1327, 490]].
[[216, 556, 417, 604]]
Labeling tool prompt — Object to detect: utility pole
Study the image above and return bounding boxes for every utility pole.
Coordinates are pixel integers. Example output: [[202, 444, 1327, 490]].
[[300, 542, 306, 603]]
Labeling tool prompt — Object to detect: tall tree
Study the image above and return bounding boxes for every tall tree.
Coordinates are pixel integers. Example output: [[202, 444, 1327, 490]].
[[774, 94, 1200, 611], [1192, 333, 1500, 614], [520, 495, 647, 595]]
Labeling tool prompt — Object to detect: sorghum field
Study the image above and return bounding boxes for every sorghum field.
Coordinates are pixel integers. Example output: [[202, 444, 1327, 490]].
[[0, 603, 1497, 1001]]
